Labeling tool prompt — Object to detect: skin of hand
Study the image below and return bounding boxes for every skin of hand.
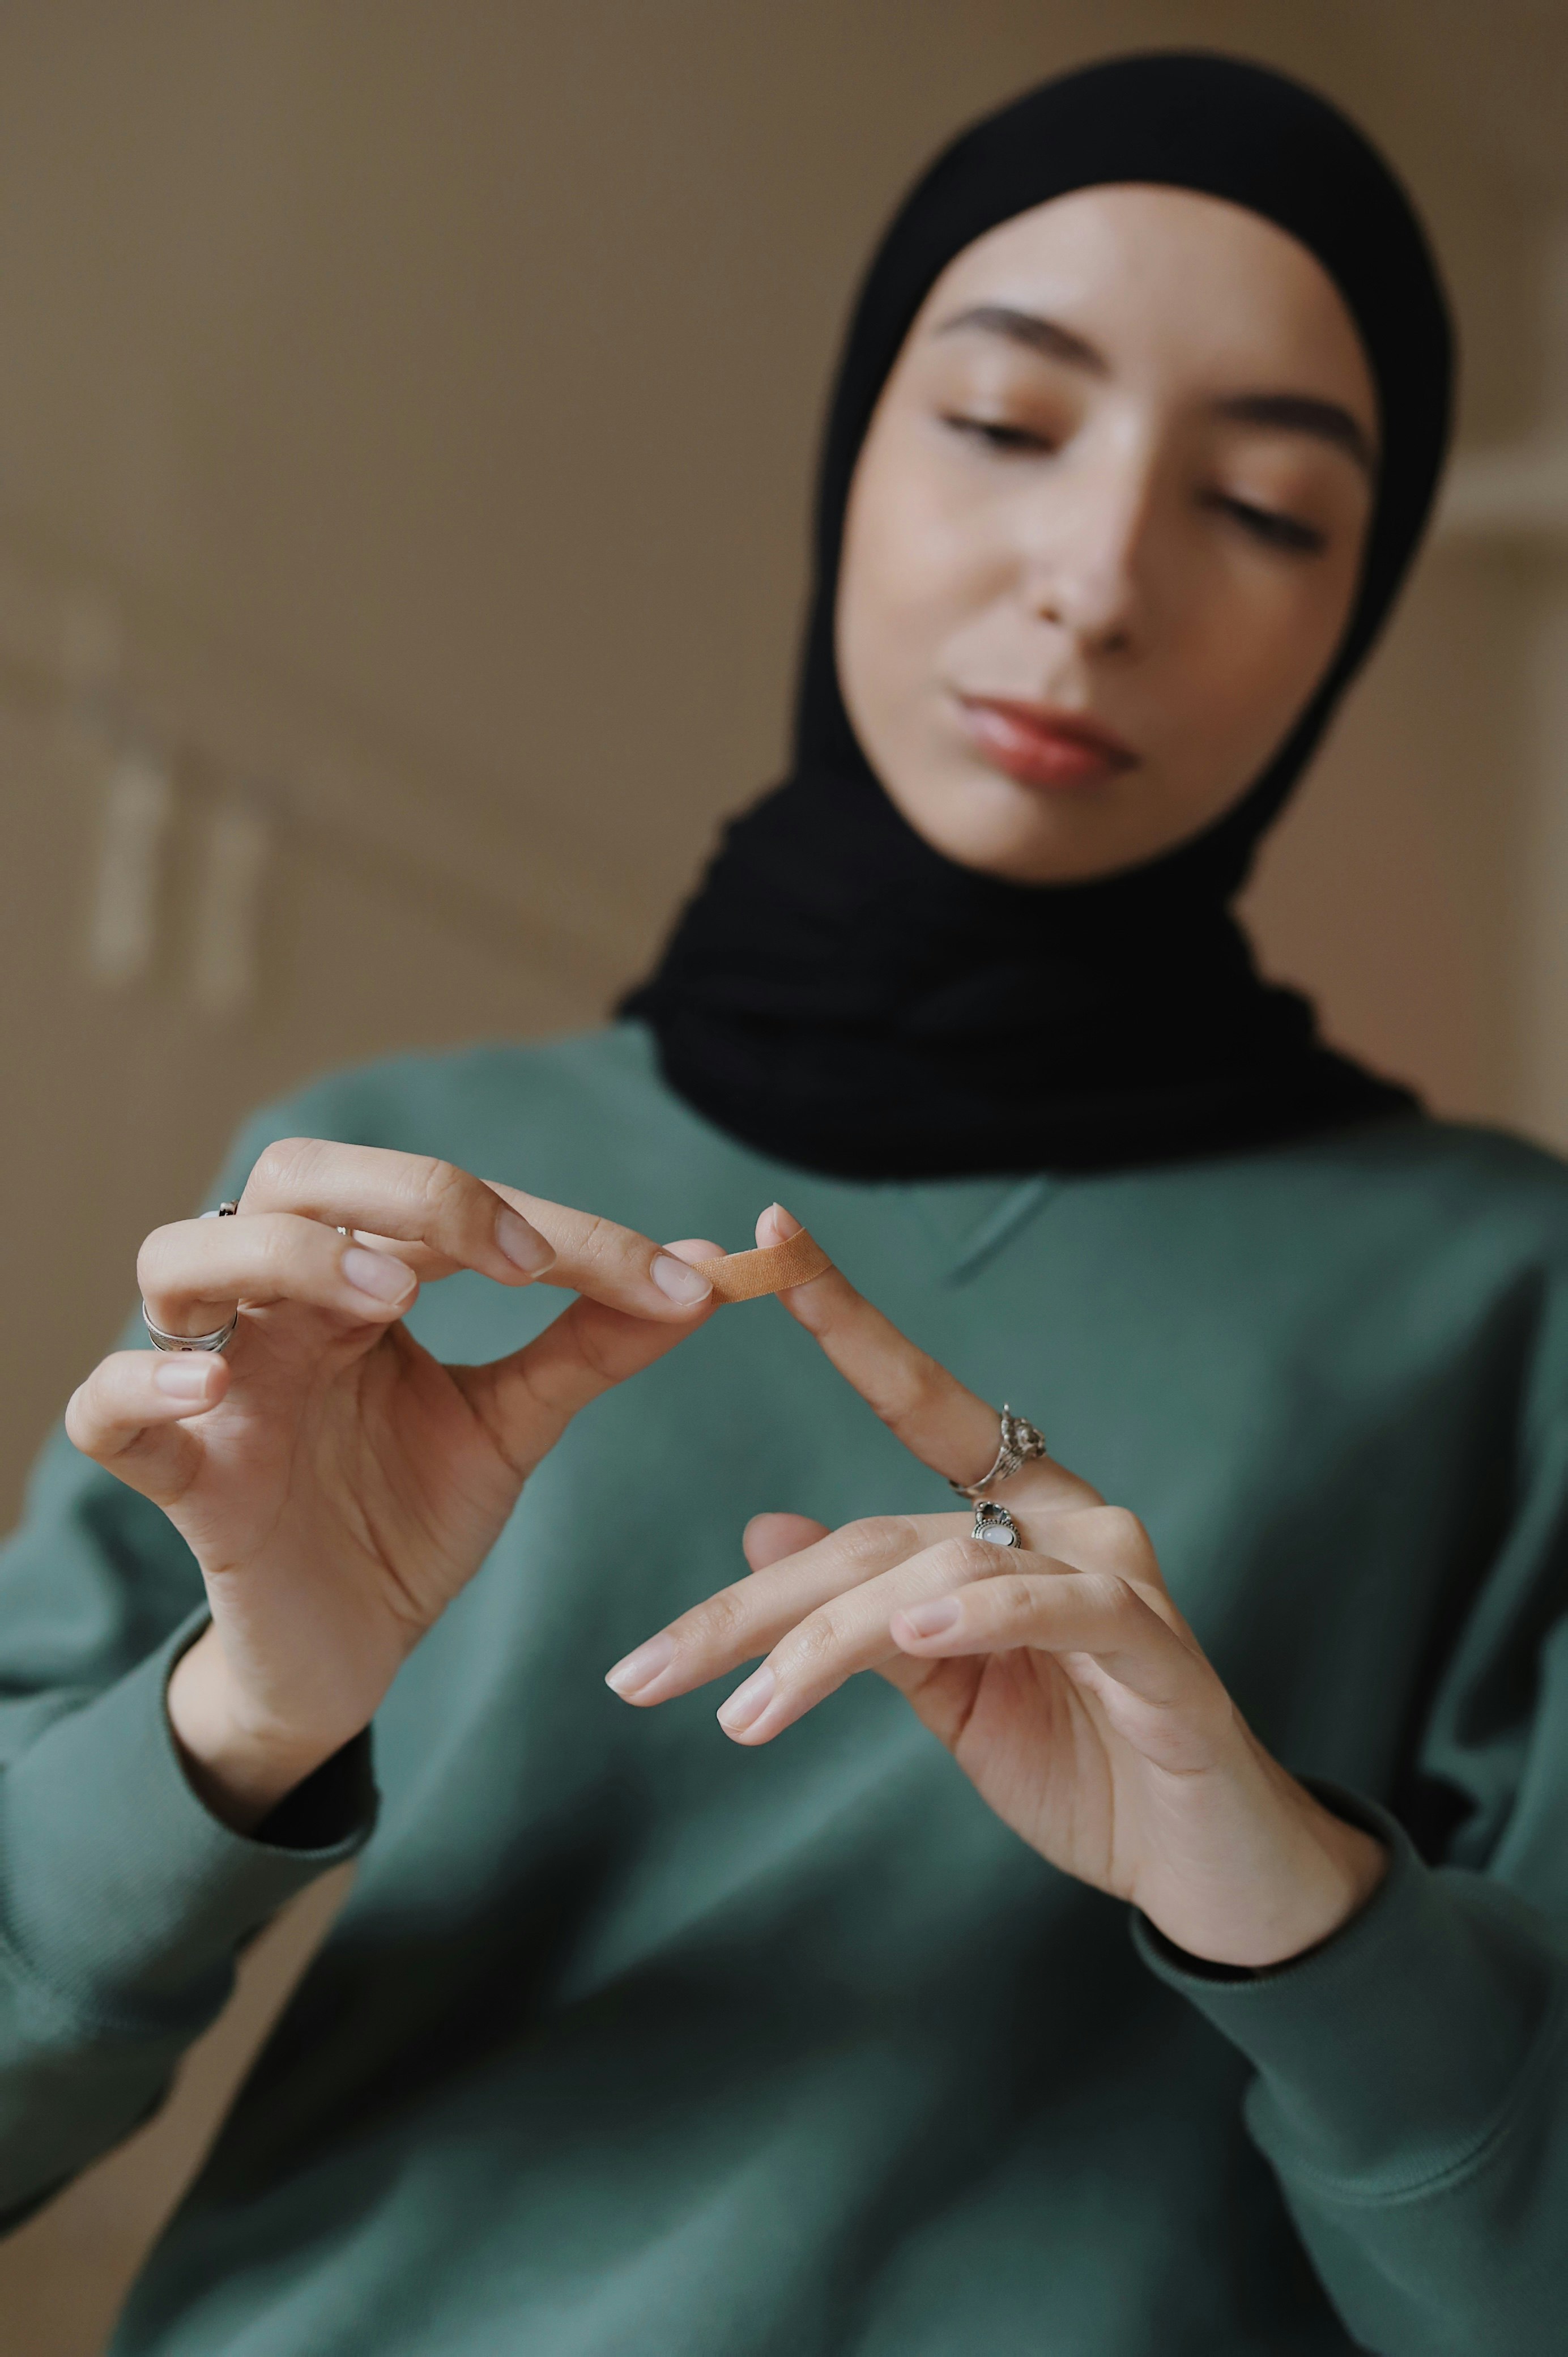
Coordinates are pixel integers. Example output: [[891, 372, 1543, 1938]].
[[607, 1205, 1388, 1972], [67, 1138, 720, 1831], [835, 182, 1378, 886]]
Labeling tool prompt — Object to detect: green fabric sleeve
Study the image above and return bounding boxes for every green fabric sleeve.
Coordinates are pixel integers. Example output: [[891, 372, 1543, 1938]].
[[1134, 1793, 1568, 2352], [0, 1092, 378, 2235], [0, 1603, 374, 2229]]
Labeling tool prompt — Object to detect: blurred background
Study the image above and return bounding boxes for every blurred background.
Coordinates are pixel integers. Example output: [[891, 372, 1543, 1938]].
[[1, 2, 1565, 2347]]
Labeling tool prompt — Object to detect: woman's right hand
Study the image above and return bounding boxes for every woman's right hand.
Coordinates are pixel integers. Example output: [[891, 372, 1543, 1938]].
[[66, 1138, 719, 1830]]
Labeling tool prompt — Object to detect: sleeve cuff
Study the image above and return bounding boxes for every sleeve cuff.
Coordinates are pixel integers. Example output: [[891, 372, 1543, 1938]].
[[1131, 1783, 1565, 2194], [0, 1610, 376, 2026]]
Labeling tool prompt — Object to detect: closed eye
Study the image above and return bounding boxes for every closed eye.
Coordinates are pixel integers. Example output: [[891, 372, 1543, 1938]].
[[1205, 491, 1327, 555], [941, 412, 1056, 456]]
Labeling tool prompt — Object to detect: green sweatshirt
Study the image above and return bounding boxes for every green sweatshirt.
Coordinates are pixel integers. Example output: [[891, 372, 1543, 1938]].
[[3, 1022, 1568, 2356]]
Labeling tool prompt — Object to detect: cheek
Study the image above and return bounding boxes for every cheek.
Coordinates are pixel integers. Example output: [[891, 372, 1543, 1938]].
[[839, 443, 999, 730], [1159, 549, 1358, 795]]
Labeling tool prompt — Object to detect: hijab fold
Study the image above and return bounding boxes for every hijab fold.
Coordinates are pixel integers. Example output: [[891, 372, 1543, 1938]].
[[624, 51, 1454, 1180]]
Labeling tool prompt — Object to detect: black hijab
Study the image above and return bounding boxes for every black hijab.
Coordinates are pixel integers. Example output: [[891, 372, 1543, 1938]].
[[623, 51, 1454, 1180]]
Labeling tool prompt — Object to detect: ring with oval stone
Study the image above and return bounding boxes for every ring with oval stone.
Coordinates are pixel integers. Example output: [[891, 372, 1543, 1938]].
[[971, 1499, 1021, 1548]]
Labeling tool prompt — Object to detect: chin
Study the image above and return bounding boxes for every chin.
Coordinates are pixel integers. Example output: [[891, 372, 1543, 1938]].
[[889, 772, 1120, 886]]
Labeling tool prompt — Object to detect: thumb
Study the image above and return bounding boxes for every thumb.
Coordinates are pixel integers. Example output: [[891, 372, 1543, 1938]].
[[453, 1238, 722, 1467]]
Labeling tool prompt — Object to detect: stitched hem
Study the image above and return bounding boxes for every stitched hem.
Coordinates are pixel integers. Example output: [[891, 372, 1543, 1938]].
[[1257, 1979, 1568, 2212]]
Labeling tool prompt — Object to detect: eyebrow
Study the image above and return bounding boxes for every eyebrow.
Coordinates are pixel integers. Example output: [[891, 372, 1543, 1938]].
[[932, 304, 1377, 475], [1212, 392, 1376, 476], [934, 303, 1107, 374]]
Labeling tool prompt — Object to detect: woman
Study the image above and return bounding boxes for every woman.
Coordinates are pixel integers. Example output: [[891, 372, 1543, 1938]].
[[3, 50, 1562, 2356]]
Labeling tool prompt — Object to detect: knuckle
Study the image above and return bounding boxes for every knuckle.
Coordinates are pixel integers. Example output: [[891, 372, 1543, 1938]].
[[249, 1135, 318, 1198], [999, 1573, 1039, 1619], [971, 1535, 1017, 1579], [942, 1535, 997, 1582], [842, 1514, 910, 1564], [783, 1610, 842, 1678], [250, 1214, 311, 1282], [569, 1316, 625, 1389], [1093, 1505, 1153, 1567], [880, 1352, 948, 1428], [572, 1212, 625, 1273], [899, 1353, 945, 1410], [418, 1156, 477, 1226], [684, 1587, 746, 1656], [1086, 1569, 1137, 1620]]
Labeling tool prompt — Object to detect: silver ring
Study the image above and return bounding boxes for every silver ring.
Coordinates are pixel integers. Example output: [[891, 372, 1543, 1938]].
[[142, 1301, 240, 1354], [949, 1404, 1049, 1500], [972, 1500, 1020, 1548]]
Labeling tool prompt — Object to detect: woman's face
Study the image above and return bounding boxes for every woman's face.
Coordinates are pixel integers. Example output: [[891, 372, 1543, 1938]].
[[835, 184, 1379, 883]]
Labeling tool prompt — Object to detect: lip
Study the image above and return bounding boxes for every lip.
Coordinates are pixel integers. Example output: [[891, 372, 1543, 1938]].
[[955, 695, 1139, 790]]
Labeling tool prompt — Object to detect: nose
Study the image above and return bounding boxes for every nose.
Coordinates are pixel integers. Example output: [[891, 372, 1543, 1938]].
[[1022, 440, 1152, 657]]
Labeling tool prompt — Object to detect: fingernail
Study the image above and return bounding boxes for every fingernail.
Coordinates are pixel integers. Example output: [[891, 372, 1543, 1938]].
[[768, 1202, 802, 1239], [154, 1358, 216, 1399], [899, 1598, 960, 1639], [342, 1245, 417, 1303], [717, 1664, 774, 1733], [652, 1251, 712, 1305], [604, 1632, 675, 1697], [496, 1205, 554, 1274]]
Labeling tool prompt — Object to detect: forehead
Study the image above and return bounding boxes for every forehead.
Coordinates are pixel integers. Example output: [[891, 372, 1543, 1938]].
[[911, 182, 1375, 415]]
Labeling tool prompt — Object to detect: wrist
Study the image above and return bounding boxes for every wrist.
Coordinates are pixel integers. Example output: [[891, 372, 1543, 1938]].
[[1229, 1775, 1390, 1971], [1284, 1791, 1390, 1958], [1135, 1737, 1391, 1971], [165, 1627, 351, 1835]]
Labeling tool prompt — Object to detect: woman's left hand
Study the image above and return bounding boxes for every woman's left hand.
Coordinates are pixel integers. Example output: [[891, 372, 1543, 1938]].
[[607, 1207, 1387, 1970]]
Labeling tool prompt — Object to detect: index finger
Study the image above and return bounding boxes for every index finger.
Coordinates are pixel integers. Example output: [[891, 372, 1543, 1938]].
[[239, 1140, 711, 1319], [756, 1202, 1097, 1506], [605, 1511, 948, 1704], [487, 1184, 713, 1314]]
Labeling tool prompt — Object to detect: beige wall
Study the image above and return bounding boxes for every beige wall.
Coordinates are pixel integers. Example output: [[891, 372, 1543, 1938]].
[[0, 5, 1558, 2349]]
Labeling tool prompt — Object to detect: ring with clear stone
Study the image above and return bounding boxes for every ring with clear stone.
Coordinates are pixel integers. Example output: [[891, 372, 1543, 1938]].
[[971, 1499, 1021, 1548]]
